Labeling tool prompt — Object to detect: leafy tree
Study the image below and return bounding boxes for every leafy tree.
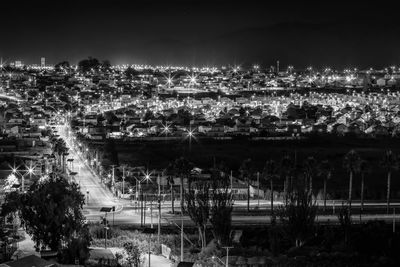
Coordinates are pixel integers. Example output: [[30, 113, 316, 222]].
[[209, 168, 233, 247], [3, 173, 20, 192], [78, 57, 101, 73], [101, 60, 111, 71], [1, 174, 89, 254], [58, 225, 91, 265], [125, 66, 140, 79], [124, 242, 143, 267], [54, 61, 70, 72], [381, 150, 398, 214], [277, 190, 317, 247], [343, 150, 361, 214], [185, 184, 210, 248]]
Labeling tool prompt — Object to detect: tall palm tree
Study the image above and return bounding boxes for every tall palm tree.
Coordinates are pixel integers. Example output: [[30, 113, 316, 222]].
[[173, 157, 193, 213], [304, 156, 317, 197], [359, 160, 370, 214], [343, 150, 361, 214], [381, 150, 398, 214], [318, 159, 333, 212], [280, 155, 293, 196], [167, 175, 175, 214], [263, 159, 278, 220], [239, 158, 254, 213]]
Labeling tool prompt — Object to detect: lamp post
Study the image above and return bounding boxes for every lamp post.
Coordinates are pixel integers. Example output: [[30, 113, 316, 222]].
[[168, 219, 186, 262], [100, 207, 112, 249]]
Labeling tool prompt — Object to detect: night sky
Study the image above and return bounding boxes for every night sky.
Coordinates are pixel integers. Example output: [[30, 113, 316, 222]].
[[1, 0, 400, 69]]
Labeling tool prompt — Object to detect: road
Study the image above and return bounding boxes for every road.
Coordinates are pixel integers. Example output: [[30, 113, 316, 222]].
[[57, 125, 118, 210]]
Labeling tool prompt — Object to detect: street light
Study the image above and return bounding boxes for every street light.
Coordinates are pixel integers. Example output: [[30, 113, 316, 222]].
[[100, 207, 112, 249]]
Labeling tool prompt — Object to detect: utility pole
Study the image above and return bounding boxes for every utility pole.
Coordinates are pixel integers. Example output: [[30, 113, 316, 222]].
[[230, 170, 233, 194], [158, 175, 161, 246], [257, 172, 260, 208], [122, 166, 125, 197], [181, 215, 184, 262], [140, 191, 144, 227], [222, 246, 234, 267], [393, 208, 396, 233], [110, 165, 116, 196], [144, 194, 147, 226]]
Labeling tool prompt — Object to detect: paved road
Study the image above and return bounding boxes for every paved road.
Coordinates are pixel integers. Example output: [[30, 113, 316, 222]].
[[57, 125, 117, 208]]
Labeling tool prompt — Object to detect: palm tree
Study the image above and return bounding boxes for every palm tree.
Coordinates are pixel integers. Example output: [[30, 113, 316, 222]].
[[172, 157, 193, 213], [239, 158, 254, 213], [343, 150, 361, 214], [381, 150, 398, 214], [167, 175, 175, 214], [263, 159, 278, 220], [318, 159, 333, 212], [53, 138, 68, 172], [280, 155, 293, 196], [359, 160, 370, 214], [304, 156, 317, 197]]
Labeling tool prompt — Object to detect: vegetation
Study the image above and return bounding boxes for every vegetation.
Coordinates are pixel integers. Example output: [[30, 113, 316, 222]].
[[1, 173, 90, 264]]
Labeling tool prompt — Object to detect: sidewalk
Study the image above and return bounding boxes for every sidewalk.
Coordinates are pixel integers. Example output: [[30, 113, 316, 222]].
[[12, 231, 39, 260], [143, 253, 172, 267]]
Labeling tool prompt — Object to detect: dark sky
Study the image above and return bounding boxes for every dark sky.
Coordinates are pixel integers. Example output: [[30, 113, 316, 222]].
[[1, 0, 400, 69]]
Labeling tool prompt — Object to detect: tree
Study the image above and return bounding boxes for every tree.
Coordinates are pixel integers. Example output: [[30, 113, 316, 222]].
[[359, 159, 370, 214], [52, 137, 68, 172], [318, 159, 333, 212], [280, 154, 293, 196], [381, 150, 398, 214], [78, 57, 101, 73], [172, 157, 193, 213], [101, 60, 111, 72], [239, 158, 254, 212], [125, 66, 140, 80], [337, 203, 352, 245], [343, 150, 361, 214], [209, 168, 233, 247], [262, 159, 278, 220], [304, 156, 317, 196], [2, 174, 89, 254], [3, 173, 20, 192], [166, 164, 175, 214], [54, 61, 70, 72], [185, 184, 210, 248], [124, 242, 143, 267], [277, 190, 317, 247]]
